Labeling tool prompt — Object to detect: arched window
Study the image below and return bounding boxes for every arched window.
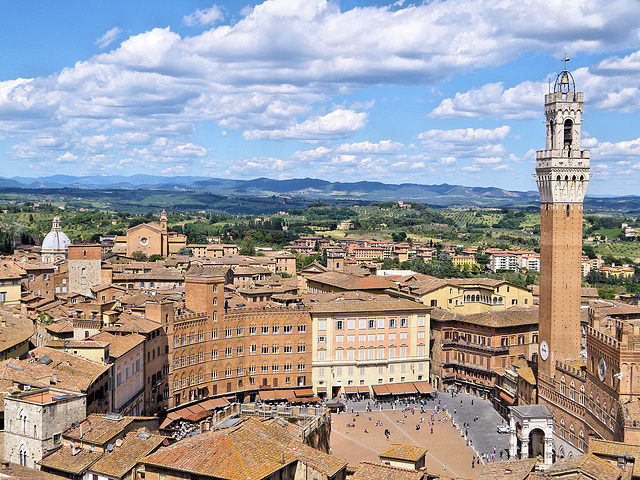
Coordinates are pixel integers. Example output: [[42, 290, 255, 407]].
[[19, 444, 27, 466], [560, 376, 566, 396]]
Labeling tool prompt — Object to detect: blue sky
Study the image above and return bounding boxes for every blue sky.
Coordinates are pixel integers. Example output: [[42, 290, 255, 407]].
[[2, 0, 640, 195]]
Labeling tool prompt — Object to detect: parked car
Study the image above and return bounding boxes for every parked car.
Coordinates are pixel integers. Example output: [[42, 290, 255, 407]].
[[497, 425, 510, 434]]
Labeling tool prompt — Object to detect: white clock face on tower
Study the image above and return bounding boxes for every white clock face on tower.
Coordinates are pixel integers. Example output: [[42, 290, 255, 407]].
[[598, 357, 607, 381], [540, 340, 549, 361]]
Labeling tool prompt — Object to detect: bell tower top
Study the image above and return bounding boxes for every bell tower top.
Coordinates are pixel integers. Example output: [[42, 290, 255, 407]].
[[534, 68, 591, 204]]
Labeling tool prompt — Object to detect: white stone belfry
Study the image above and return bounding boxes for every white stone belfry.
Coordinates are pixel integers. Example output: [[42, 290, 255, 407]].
[[534, 70, 591, 204], [509, 405, 554, 467]]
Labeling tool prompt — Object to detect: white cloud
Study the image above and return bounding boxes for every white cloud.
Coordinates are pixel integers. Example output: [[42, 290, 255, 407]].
[[418, 126, 510, 158], [55, 152, 78, 163], [243, 109, 367, 140], [430, 82, 545, 119], [3, 0, 640, 175], [161, 165, 187, 175], [163, 143, 207, 158], [95, 27, 123, 49], [225, 157, 291, 176], [184, 5, 225, 27], [334, 140, 403, 155]]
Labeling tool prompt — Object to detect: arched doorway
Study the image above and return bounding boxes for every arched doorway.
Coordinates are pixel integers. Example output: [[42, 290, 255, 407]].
[[529, 428, 545, 458]]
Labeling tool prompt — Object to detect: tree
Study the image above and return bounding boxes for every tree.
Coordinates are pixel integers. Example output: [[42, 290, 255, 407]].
[[130, 251, 148, 261], [239, 237, 256, 256], [475, 252, 491, 267], [177, 247, 193, 256], [149, 254, 164, 262]]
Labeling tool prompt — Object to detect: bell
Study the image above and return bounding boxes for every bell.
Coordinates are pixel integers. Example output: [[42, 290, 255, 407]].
[[561, 73, 569, 85]]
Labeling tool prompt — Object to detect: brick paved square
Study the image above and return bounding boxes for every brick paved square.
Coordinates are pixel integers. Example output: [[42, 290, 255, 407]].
[[330, 407, 480, 478]]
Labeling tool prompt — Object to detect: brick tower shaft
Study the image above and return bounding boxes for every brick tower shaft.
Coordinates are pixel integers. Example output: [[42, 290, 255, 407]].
[[535, 70, 591, 379]]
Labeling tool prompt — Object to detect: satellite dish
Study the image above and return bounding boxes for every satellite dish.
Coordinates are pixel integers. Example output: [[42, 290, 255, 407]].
[[107, 444, 114, 452], [115, 439, 123, 447]]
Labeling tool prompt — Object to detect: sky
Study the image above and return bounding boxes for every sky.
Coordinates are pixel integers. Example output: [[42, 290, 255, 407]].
[[2, 1, 640, 195]]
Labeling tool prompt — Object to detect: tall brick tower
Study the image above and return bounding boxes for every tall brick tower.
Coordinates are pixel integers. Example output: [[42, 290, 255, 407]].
[[535, 69, 591, 379]]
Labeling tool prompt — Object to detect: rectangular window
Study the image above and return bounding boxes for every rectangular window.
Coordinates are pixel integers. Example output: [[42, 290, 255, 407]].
[[272, 346, 279, 354], [317, 320, 326, 331], [358, 334, 365, 342], [272, 364, 279, 372], [262, 325, 269, 334], [359, 319, 366, 329], [249, 326, 257, 335], [297, 363, 305, 371], [378, 318, 384, 328], [297, 325, 306, 333], [298, 345, 306, 353], [336, 350, 343, 360], [284, 345, 292, 353], [335, 320, 344, 330], [389, 318, 397, 328], [283, 325, 293, 333], [400, 317, 408, 327], [272, 326, 280, 334], [336, 335, 343, 343], [348, 320, 355, 330], [368, 319, 375, 329], [250, 344, 257, 354], [418, 316, 425, 327], [317, 335, 327, 343], [262, 365, 269, 373], [318, 351, 325, 361], [262, 345, 269, 354]]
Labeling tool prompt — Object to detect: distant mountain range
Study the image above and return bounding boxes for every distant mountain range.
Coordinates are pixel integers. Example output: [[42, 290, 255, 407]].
[[1, 175, 639, 211]]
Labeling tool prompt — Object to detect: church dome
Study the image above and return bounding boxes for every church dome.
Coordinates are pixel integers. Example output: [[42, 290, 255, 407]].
[[41, 216, 71, 253]]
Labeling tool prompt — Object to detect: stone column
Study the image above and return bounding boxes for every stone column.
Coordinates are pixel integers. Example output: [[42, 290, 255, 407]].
[[509, 415, 518, 459], [544, 435, 554, 466], [521, 433, 530, 459]]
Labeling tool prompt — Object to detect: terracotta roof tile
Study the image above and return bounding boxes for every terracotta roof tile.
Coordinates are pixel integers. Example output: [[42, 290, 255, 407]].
[[478, 458, 537, 480], [143, 417, 346, 480], [379, 443, 427, 462], [430, 307, 538, 328], [65, 414, 135, 445], [89, 331, 144, 357], [309, 296, 429, 314], [39, 445, 102, 475], [351, 461, 424, 480], [89, 430, 164, 477]]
